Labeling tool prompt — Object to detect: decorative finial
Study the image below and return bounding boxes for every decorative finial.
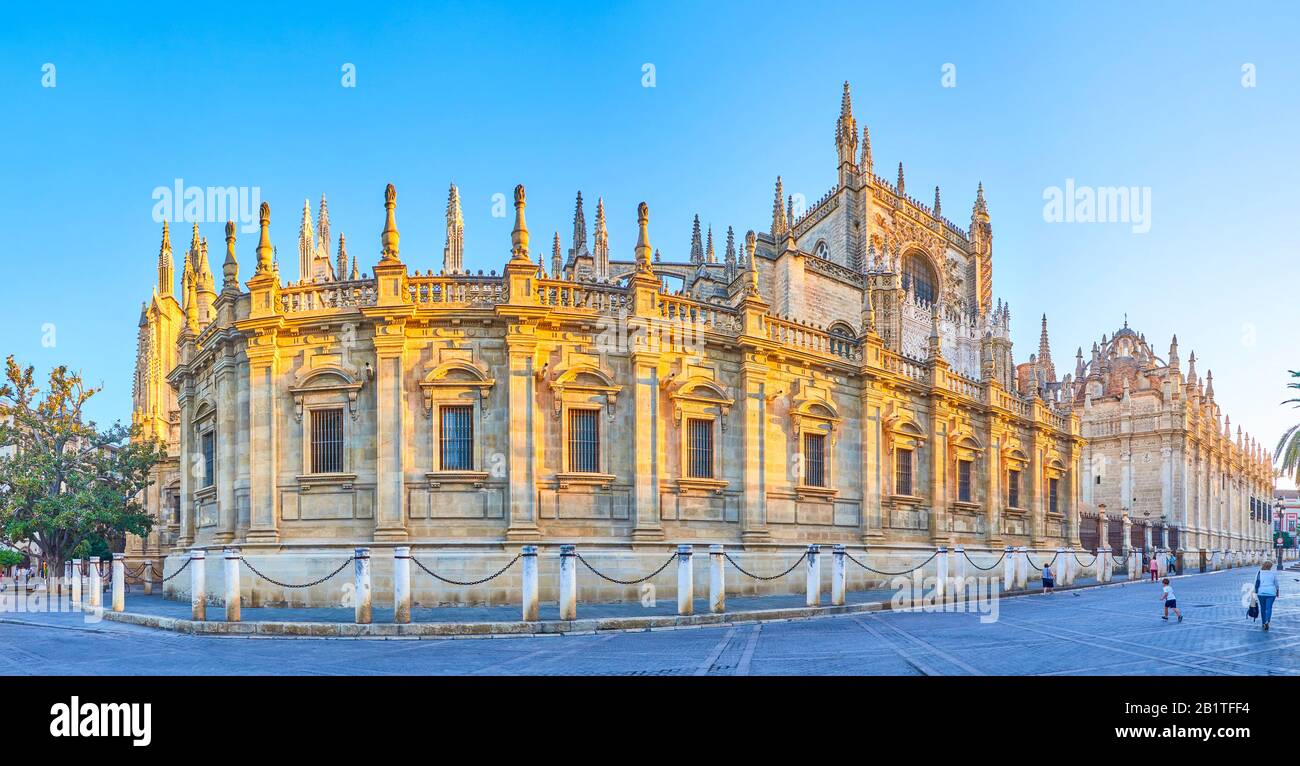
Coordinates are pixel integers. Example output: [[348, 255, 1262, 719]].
[[510, 184, 530, 262], [222, 220, 238, 289], [255, 201, 274, 275], [635, 201, 652, 271], [380, 183, 400, 262]]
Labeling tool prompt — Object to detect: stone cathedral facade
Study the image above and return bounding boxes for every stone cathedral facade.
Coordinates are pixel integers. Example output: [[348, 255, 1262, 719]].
[[131, 83, 1097, 604], [1014, 322, 1274, 554]]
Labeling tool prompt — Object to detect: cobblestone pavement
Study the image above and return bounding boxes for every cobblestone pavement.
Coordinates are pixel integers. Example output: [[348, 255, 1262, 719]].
[[0, 569, 1294, 675]]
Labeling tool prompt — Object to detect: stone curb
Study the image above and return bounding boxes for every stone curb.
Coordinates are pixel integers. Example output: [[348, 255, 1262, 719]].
[[86, 565, 1249, 639]]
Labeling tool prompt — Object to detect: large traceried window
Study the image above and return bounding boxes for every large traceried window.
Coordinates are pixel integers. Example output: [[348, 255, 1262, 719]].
[[439, 405, 474, 471], [310, 408, 345, 474], [568, 409, 600, 474], [902, 252, 937, 305]]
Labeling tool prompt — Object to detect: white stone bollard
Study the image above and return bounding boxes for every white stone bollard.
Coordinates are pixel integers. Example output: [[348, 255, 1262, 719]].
[[143, 561, 153, 595], [88, 557, 101, 609], [1002, 546, 1014, 592], [1211, 550, 1221, 571], [111, 553, 125, 613], [521, 545, 539, 621], [953, 546, 967, 592], [935, 546, 948, 602], [63, 561, 72, 600], [354, 548, 372, 625], [71, 559, 82, 606], [559, 545, 577, 620], [709, 544, 725, 614], [1127, 550, 1137, 580], [831, 545, 846, 606], [224, 548, 241, 622], [191, 550, 206, 621], [393, 546, 411, 624], [677, 545, 694, 616], [1015, 547, 1028, 589], [1051, 548, 1063, 585], [805, 544, 822, 607], [1156, 551, 1167, 578], [1097, 548, 1108, 583]]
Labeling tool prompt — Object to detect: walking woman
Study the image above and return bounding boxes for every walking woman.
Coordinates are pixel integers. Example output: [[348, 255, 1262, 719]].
[[1149, 554, 1159, 582], [1255, 560, 1280, 631]]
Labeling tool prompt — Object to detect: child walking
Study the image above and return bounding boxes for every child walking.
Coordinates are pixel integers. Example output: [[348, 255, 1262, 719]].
[[1160, 578, 1182, 622]]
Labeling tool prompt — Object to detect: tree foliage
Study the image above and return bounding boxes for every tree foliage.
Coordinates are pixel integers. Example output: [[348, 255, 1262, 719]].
[[1277, 370, 1300, 482], [0, 356, 166, 572]]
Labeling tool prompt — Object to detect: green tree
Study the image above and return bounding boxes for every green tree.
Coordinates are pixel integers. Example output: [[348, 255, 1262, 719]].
[[1277, 370, 1300, 481], [0, 549, 22, 570], [0, 356, 166, 576]]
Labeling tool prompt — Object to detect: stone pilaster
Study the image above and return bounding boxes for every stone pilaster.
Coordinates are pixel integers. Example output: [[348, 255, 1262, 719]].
[[371, 317, 410, 542], [214, 341, 238, 544]]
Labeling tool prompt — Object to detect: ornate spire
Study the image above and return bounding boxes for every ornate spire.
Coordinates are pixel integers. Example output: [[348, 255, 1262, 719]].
[[1038, 313, 1055, 382], [933, 186, 941, 218], [927, 306, 942, 361], [724, 226, 736, 282], [1205, 369, 1215, 400], [1168, 334, 1180, 370], [444, 183, 464, 273], [896, 162, 905, 197], [570, 191, 588, 259], [337, 234, 349, 281], [349, 245, 359, 280], [187, 222, 201, 273], [380, 183, 401, 262], [222, 220, 238, 290], [551, 232, 562, 276], [1187, 350, 1198, 385], [973, 181, 988, 217], [197, 237, 215, 293], [593, 197, 609, 279], [860, 125, 872, 175], [835, 81, 858, 184], [183, 266, 198, 334], [771, 176, 787, 240], [689, 214, 704, 265], [157, 221, 174, 298], [255, 202, 274, 275], [509, 185, 529, 262], [635, 202, 653, 272], [298, 199, 316, 278], [317, 194, 330, 261]]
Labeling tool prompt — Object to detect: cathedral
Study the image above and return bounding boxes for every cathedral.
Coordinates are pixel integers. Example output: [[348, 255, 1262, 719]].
[[1012, 319, 1274, 555], [125, 83, 1259, 606]]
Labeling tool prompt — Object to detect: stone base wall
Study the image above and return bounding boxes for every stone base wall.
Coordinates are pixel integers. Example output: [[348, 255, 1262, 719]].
[[161, 543, 1094, 608]]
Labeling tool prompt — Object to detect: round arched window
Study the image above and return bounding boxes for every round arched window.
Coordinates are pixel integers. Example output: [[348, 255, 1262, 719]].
[[902, 252, 937, 304], [813, 240, 830, 260]]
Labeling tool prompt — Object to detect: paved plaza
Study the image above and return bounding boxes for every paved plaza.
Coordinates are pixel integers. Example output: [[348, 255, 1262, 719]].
[[0, 568, 1295, 675]]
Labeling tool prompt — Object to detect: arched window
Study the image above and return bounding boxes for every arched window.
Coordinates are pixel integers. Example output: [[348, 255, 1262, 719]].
[[902, 252, 937, 305], [813, 240, 830, 260]]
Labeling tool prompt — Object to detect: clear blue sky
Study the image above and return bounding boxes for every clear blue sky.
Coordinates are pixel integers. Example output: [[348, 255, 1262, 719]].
[[1, 2, 1296, 482]]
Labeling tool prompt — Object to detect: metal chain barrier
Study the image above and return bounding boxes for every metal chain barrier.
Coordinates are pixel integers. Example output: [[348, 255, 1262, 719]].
[[412, 553, 521, 586], [843, 550, 938, 577], [242, 556, 354, 589], [154, 557, 193, 583], [1073, 552, 1098, 567], [724, 552, 807, 581], [1024, 552, 1060, 570], [961, 549, 1006, 572], [576, 552, 677, 585]]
